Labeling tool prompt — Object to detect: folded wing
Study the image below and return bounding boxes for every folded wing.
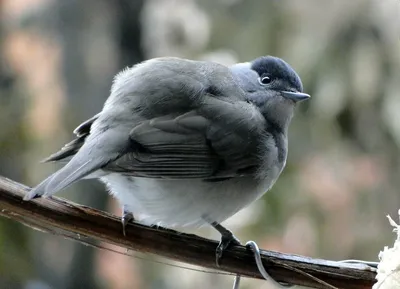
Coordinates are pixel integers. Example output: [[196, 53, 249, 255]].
[[107, 98, 266, 180]]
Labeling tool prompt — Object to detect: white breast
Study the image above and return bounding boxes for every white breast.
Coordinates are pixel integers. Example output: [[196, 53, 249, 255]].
[[101, 167, 281, 228]]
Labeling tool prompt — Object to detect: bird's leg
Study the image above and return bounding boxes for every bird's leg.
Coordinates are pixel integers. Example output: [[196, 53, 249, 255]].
[[209, 223, 292, 289], [206, 218, 294, 288], [209, 221, 241, 267], [121, 205, 135, 236]]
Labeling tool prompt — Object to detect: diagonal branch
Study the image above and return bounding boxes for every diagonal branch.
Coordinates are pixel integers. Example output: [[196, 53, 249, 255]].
[[0, 176, 377, 289]]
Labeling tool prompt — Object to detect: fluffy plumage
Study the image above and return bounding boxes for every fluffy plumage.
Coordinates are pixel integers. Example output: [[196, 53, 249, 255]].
[[25, 56, 309, 228]]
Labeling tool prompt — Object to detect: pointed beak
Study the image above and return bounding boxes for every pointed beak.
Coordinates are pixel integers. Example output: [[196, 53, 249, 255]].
[[281, 91, 311, 102]]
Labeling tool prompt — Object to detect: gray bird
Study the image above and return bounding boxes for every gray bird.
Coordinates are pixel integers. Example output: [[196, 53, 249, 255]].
[[24, 56, 310, 265]]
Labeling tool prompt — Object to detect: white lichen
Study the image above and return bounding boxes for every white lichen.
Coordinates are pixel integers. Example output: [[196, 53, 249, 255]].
[[373, 210, 400, 289]]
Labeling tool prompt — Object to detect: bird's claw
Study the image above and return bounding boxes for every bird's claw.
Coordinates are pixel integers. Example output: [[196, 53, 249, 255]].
[[121, 207, 134, 237], [208, 220, 291, 288], [216, 233, 241, 267]]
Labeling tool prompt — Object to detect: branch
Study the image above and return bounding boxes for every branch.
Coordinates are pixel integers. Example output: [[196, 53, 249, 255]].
[[0, 176, 377, 289]]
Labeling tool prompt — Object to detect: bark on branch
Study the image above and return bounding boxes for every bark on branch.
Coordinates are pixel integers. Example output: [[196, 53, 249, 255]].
[[0, 176, 377, 289]]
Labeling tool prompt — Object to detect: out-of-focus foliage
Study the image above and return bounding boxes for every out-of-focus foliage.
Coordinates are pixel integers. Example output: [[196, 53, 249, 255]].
[[0, 0, 399, 288]]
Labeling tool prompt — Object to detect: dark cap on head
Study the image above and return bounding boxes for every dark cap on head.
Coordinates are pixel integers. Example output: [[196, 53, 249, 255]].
[[251, 56, 304, 93]]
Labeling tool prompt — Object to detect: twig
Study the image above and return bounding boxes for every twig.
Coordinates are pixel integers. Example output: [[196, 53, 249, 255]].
[[0, 176, 377, 289]]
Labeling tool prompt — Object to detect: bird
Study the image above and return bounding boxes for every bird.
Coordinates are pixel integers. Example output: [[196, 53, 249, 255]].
[[24, 55, 310, 266]]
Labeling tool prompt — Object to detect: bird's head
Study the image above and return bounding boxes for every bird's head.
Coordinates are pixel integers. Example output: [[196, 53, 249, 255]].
[[230, 56, 310, 132]]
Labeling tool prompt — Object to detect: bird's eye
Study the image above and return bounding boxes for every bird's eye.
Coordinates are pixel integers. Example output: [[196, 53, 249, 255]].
[[259, 75, 272, 85]]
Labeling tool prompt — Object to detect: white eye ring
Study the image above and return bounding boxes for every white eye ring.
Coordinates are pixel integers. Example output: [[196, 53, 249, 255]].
[[259, 76, 272, 85]]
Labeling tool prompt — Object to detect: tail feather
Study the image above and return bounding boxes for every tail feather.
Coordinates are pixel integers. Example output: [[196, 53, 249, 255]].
[[43, 159, 93, 195], [41, 138, 85, 163], [42, 114, 98, 163], [43, 151, 117, 196], [24, 174, 56, 200], [24, 154, 113, 200], [24, 114, 104, 201], [25, 128, 128, 200]]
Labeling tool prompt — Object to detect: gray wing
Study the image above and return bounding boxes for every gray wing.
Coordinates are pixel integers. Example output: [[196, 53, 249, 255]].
[[107, 98, 266, 179]]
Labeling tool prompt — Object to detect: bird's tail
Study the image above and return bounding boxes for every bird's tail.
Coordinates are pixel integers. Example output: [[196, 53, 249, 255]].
[[42, 113, 99, 163], [24, 114, 125, 201]]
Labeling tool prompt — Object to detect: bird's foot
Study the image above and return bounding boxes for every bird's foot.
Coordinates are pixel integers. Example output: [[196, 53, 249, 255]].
[[208, 220, 292, 289], [210, 221, 241, 267], [121, 206, 134, 237], [216, 231, 241, 267]]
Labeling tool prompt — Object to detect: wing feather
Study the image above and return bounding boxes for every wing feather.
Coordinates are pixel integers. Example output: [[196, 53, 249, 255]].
[[105, 103, 265, 179]]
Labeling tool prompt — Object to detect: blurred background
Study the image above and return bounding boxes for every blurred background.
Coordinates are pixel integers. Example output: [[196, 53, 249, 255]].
[[0, 0, 399, 288]]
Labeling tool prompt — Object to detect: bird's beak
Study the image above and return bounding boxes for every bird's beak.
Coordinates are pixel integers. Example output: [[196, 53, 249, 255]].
[[281, 91, 310, 102]]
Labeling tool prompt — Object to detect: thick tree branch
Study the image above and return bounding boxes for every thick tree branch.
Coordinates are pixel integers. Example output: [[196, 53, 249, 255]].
[[0, 176, 376, 289]]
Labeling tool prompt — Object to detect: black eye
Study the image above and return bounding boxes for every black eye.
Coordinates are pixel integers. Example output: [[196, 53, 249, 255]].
[[259, 75, 272, 85]]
